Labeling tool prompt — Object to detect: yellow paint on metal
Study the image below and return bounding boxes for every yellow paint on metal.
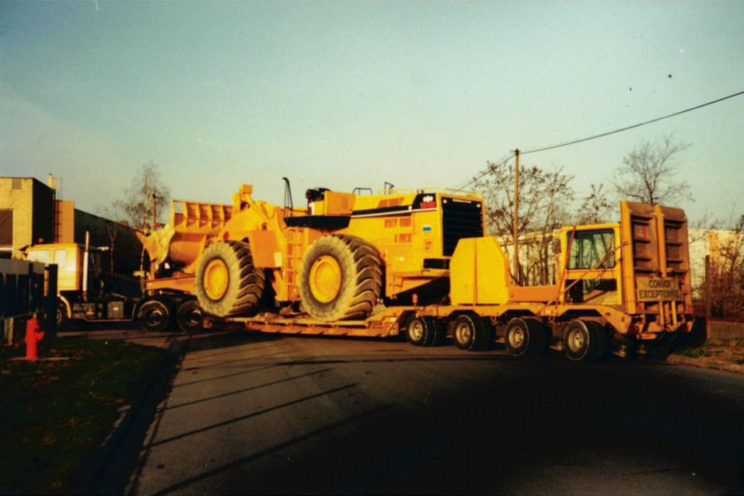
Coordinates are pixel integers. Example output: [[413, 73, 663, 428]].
[[204, 258, 229, 300], [309, 255, 342, 303], [23, 243, 81, 291], [450, 237, 510, 305]]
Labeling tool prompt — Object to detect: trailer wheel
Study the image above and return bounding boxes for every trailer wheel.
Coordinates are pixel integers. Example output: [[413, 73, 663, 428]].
[[195, 241, 265, 318], [505, 318, 547, 357], [176, 299, 203, 333], [137, 299, 171, 332], [430, 319, 446, 346], [452, 314, 491, 351], [564, 320, 608, 362], [299, 235, 382, 321], [405, 316, 442, 346]]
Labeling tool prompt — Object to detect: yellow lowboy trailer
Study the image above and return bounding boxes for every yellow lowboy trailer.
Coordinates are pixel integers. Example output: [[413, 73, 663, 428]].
[[205, 197, 698, 362]]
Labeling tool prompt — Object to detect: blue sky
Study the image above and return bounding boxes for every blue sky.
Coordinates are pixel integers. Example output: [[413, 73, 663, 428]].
[[1, 1, 743, 224]]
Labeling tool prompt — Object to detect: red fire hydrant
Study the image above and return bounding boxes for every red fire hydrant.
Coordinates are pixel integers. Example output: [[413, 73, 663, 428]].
[[25, 315, 45, 361]]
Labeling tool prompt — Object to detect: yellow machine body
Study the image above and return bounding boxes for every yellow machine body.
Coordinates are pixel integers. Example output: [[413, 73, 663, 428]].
[[142, 184, 485, 312], [217, 185, 485, 303]]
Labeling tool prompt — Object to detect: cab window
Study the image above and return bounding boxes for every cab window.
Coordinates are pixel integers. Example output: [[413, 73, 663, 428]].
[[53, 249, 67, 267], [26, 249, 50, 264], [568, 229, 615, 270]]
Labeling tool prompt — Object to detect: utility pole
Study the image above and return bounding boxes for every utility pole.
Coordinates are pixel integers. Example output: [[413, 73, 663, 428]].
[[513, 149, 520, 284], [152, 193, 158, 232]]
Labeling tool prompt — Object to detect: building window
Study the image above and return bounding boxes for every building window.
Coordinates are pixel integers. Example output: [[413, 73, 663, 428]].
[[0, 209, 12, 245]]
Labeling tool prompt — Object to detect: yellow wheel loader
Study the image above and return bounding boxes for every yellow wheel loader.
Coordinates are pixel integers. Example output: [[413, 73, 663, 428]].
[[141, 179, 484, 322]]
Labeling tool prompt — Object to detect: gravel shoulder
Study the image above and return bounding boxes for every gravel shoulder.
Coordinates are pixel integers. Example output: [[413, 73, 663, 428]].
[[670, 337, 744, 375]]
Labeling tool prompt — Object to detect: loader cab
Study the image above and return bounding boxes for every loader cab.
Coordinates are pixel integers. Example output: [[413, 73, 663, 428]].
[[284, 188, 355, 229], [559, 223, 622, 305]]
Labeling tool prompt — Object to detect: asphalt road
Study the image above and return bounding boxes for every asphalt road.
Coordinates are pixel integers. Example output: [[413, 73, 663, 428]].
[[120, 330, 744, 495]]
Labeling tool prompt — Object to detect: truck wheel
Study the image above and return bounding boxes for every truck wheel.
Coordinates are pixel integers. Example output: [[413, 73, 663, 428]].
[[564, 320, 608, 362], [452, 313, 491, 351], [195, 241, 265, 318], [405, 316, 442, 346], [176, 299, 203, 333], [299, 235, 382, 321], [505, 317, 547, 357], [56, 299, 69, 330], [137, 299, 171, 332]]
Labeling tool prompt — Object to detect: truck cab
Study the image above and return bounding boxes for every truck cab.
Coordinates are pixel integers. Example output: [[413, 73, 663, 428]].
[[23, 243, 139, 327]]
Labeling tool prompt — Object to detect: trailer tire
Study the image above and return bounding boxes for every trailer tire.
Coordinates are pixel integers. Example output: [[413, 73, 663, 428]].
[[137, 299, 171, 332], [195, 241, 265, 318], [405, 316, 441, 346], [564, 319, 608, 362], [299, 235, 382, 321], [452, 313, 491, 351], [430, 319, 446, 346], [176, 299, 203, 333], [505, 317, 547, 357]]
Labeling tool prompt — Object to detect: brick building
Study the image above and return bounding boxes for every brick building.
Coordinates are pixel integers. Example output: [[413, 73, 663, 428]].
[[0, 176, 142, 274], [0, 177, 55, 255]]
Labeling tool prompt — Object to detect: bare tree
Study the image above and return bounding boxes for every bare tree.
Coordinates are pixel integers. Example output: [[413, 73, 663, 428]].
[[473, 160, 574, 284], [113, 162, 170, 231], [704, 214, 744, 321], [613, 135, 691, 205], [576, 183, 614, 224]]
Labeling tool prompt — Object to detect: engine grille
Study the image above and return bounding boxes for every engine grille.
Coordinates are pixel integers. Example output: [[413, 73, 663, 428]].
[[441, 197, 484, 256]]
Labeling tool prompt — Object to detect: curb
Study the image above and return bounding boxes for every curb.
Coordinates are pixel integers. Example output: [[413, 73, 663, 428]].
[[667, 354, 744, 375], [72, 333, 190, 494]]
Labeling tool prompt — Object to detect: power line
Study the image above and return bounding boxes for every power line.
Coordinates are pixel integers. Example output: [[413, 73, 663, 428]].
[[521, 89, 744, 155], [460, 151, 515, 190], [462, 89, 744, 189]]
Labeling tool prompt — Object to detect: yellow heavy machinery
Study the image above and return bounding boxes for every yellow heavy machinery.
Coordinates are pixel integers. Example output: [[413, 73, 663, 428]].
[[142, 180, 698, 361], [137, 199, 235, 332], [440, 200, 699, 359], [141, 179, 484, 323]]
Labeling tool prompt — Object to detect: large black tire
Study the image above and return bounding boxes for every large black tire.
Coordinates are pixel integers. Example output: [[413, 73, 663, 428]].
[[505, 317, 547, 357], [298, 235, 382, 321], [195, 241, 265, 318], [405, 316, 443, 347], [563, 319, 608, 362], [137, 298, 171, 332], [176, 298, 203, 333], [452, 313, 492, 351]]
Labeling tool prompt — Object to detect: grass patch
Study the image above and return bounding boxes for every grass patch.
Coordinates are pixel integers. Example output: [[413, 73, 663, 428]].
[[0, 337, 166, 494], [677, 347, 704, 358]]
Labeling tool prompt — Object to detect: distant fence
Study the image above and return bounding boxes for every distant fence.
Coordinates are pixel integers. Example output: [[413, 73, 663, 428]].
[[1, 258, 56, 345]]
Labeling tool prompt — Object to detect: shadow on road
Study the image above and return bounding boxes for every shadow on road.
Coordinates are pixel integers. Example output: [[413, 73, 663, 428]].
[[148, 404, 394, 495]]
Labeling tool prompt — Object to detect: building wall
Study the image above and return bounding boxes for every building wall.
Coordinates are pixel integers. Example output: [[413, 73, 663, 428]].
[[74, 209, 142, 274], [56, 199, 75, 243], [32, 179, 54, 245], [688, 228, 744, 295], [0, 176, 142, 275], [0, 177, 54, 258]]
